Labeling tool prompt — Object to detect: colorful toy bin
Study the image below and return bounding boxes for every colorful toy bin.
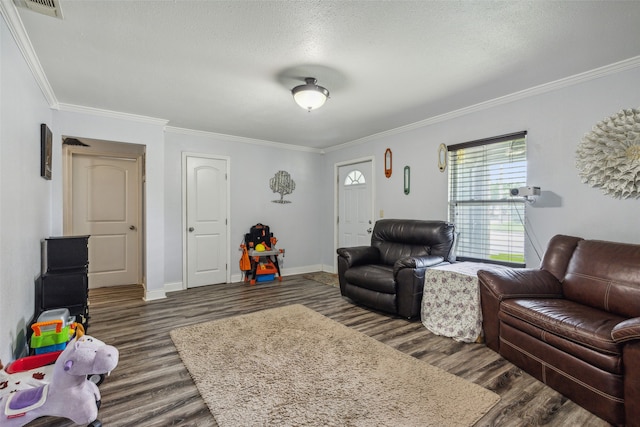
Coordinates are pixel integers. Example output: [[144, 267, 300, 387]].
[[30, 308, 76, 355]]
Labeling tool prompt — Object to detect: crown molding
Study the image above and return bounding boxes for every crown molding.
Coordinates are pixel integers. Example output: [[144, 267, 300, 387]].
[[325, 55, 640, 153], [0, 0, 58, 107], [165, 126, 324, 154], [58, 103, 169, 126]]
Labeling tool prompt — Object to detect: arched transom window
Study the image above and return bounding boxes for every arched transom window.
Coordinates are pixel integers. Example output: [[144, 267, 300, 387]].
[[344, 170, 365, 186]]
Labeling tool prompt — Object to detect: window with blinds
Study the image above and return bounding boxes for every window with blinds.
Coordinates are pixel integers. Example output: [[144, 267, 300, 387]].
[[447, 131, 527, 266]]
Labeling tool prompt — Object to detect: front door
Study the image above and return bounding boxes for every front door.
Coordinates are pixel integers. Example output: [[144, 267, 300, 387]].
[[71, 154, 141, 288], [185, 155, 229, 287], [338, 160, 374, 248]]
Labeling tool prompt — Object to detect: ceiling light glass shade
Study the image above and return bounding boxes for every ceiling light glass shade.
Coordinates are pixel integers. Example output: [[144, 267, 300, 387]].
[[292, 78, 329, 111]]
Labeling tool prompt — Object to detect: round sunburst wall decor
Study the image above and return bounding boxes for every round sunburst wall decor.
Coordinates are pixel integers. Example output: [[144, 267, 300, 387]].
[[575, 108, 640, 199]]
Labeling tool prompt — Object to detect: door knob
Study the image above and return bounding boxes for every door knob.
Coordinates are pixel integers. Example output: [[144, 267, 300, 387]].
[[188, 227, 195, 232], [366, 228, 372, 233], [129, 225, 136, 231]]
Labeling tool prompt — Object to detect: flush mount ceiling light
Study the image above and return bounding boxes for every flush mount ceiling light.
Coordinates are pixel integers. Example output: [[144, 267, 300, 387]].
[[291, 77, 329, 111]]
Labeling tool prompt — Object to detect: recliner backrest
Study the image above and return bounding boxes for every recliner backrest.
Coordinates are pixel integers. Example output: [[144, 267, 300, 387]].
[[371, 219, 455, 266], [540, 234, 583, 281], [562, 239, 640, 318]]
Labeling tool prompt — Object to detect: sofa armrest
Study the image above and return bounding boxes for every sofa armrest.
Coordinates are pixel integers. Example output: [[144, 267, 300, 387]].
[[393, 255, 445, 277], [336, 246, 380, 268], [612, 318, 640, 343], [393, 256, 445, 319], [478, 268, 563, 353], [477, 268, 563, 301]]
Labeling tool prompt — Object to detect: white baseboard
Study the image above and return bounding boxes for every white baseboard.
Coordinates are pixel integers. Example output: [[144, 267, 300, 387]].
[[281, 264, 323, 276], [144, 288, 167, 301], [321, 264, 336, 274], [164, 281, 184, 293]]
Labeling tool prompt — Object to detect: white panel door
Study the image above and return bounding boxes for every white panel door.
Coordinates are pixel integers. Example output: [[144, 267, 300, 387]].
[[186, 156, 228, 287], [72, 154, 140, 288], [338, 161, 373, 247]]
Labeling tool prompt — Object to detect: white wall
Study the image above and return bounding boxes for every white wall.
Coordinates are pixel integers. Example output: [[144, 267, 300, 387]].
[[0, 17, 52, 363], [163, 130, 324, 286], [51, 110, 167, 300], [321, 66, 640, 269]]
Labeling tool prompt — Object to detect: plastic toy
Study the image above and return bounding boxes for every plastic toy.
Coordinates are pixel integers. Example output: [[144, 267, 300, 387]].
[[240, 223, 284, 284], [4, 351, 61, 375], [239, 244, 251, 272], [0, 329, 118, 427], [1, 351, 62, 395], [30, 320, 76, 355]]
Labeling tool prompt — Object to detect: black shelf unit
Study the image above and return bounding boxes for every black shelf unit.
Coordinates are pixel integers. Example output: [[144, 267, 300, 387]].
[[36, 235, 90, 331]]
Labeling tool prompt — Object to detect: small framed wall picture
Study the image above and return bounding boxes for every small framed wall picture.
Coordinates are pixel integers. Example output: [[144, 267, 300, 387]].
[[40, 123, 52, 180]]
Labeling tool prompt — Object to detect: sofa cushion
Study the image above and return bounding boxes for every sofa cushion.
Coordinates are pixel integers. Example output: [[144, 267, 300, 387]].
[[344, 264, 395, 294], [539, 235, 583, 281], [375, 241, 430, 266], [343, 283, 397, 314], [499, 322, 625, 423], [562, 239, 640, 318], [500, 298, 625, 356], [499, 304, 623, 374]]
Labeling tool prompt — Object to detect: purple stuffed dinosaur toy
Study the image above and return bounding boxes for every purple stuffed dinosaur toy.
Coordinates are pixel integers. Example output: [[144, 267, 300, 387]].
[[0, 332, 118, 427]]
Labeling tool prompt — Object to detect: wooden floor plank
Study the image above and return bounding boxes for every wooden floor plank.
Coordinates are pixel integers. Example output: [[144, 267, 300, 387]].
[[24, 275, 610, 426]]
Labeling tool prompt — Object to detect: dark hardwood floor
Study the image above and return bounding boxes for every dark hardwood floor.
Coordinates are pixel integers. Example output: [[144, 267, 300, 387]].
[[26, 274, 610, 427]]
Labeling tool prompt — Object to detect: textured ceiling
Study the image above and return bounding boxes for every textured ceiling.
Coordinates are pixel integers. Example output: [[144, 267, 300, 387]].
[[9, 0, 640, 149]]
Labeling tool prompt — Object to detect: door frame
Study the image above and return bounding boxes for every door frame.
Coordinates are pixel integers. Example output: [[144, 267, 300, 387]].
[[181, 152, 231, 289], [334, 156, 375, 273], [62, 137, 145, 287]]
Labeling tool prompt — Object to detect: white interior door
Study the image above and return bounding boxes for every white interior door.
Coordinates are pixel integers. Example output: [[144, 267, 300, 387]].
[[72, 154, 141, 288], [185, 156, 228, 287], [338, 161, 373, 248]]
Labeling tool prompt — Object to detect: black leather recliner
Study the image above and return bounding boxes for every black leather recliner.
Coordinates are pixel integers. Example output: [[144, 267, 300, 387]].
[[337, 219, 456, 319]]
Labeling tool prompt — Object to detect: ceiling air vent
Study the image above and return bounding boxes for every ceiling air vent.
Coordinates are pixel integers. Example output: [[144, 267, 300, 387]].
[[13, 0, 63, 19]]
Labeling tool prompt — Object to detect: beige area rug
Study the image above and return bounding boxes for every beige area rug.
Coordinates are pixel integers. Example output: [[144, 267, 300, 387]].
[[170, 304, 499, 427], [302, 271, 339, 287]]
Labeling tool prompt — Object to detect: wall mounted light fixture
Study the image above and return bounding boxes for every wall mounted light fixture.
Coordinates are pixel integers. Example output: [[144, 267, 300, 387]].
[[292, 77, 330, 111]]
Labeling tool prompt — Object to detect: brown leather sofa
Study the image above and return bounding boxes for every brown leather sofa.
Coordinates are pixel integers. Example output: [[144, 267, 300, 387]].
[[478, 235, 640, 426], [337, 219, 455, 319]]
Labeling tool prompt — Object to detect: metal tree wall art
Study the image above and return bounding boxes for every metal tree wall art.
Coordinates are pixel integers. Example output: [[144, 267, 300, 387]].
[[576, 108, 640, 199], [270, 170, 296, 203]]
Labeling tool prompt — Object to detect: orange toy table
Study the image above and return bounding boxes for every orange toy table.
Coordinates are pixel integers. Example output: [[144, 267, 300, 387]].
[[246, 248, 283, 285]]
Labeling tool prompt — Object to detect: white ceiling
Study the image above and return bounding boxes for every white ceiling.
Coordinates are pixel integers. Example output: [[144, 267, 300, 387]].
[[8, 0, 640, 150]]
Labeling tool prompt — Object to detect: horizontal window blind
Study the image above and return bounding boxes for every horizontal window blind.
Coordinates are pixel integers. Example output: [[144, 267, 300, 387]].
[[448, 132, 527, 266]]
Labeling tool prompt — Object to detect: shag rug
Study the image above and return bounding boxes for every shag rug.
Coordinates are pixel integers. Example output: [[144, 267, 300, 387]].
[[302, 271, 339, 287], [170, 304, 499, 427]]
